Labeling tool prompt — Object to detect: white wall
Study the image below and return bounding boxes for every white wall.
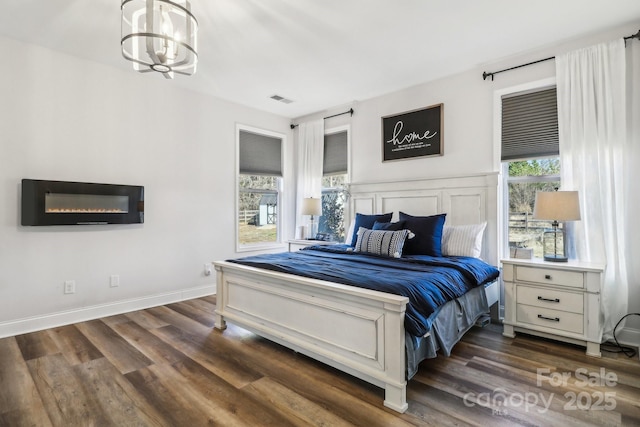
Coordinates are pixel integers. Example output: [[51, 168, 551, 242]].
[[0, 37, 292, 336], [296, 21, 640, 341]]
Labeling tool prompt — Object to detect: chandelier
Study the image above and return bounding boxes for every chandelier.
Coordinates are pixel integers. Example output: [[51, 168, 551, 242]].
[[121, 0, 198, 79]]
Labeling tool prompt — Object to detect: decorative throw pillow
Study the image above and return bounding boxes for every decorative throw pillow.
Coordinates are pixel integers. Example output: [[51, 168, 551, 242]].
[[442, 222, 487, 258], [372, 220, 406, 231], [398, 212, 447, 256], [354, 227, 411, 258], [348, 212, 393, 246]]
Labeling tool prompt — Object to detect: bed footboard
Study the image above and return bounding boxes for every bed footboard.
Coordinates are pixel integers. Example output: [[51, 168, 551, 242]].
[[214, 261, 410, 413]]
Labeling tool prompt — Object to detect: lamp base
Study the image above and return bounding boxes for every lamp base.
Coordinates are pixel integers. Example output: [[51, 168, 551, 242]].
[[544, 254, 568, 262]]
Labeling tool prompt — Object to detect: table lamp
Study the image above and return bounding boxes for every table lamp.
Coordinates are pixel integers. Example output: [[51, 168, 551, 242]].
[[302, 197, 322, 238], [533, 191, 581, 262]]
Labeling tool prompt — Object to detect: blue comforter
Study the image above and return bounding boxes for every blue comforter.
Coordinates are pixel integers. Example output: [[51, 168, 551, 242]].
[[228, 245, 499, 337]]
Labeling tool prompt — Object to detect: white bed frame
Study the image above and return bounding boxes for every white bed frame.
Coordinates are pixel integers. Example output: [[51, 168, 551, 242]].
[[214, 173, 499, 413]]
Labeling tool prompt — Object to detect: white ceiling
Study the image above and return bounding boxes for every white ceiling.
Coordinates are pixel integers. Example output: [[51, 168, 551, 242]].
[[1, 0, 640, 118]]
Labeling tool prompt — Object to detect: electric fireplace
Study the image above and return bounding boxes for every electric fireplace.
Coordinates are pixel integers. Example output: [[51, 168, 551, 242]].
[[21, 179, 144, 226]]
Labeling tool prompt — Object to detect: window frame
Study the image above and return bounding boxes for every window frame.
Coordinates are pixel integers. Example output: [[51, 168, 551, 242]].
[[236, 124, 286, 252], [493, 77, 557, 261]]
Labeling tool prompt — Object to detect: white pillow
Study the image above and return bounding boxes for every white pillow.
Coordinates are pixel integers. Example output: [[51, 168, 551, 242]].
[[345, 219, 355, 245], [442, 222, 486, 258]]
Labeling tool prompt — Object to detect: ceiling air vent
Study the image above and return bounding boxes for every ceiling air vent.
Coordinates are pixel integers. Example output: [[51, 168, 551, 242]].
[[270, 94, 293, 104]]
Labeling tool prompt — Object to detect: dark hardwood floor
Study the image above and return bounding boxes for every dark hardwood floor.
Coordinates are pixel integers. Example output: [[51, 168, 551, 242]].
[[1, 295, 639, 426]]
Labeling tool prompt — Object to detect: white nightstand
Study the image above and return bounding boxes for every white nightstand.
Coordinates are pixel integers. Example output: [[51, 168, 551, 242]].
[[501, 258, 605, 357], [287, 239, 336, 252]]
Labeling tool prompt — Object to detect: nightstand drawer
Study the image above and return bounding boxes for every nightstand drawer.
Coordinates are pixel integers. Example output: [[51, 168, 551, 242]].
[[516, 266, 584, 289], [517, 285, 583, 314], [516, 304, 583, 334]]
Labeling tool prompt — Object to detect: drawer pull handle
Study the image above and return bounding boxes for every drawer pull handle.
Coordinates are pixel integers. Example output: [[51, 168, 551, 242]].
[[538, 314, 560, 322], [544, 274, 552, 280], [538, 296, 560, 303]]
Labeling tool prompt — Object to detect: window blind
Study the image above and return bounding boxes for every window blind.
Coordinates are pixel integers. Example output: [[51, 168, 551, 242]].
[[323, 131, 348, 175], [239, 130, 282, 176], [501, 87, 559, 161]]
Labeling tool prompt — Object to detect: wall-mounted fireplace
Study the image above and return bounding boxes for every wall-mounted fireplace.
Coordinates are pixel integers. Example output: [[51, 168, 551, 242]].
[[21, 179, 144, 226]]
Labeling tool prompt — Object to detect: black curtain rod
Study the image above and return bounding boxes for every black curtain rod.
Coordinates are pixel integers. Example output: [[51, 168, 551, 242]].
[[290, 108, 354, 129], [483, 29, 640, 81]]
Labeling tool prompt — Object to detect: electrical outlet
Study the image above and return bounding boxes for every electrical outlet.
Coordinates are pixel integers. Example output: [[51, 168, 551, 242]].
[[204, 263, 212, 276], [110, 275, 120, 287], [64, 280, 76, 294]]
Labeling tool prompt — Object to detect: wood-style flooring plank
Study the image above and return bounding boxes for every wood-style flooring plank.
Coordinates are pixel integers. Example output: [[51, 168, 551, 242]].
[[178, 296, 217, 314], [242, 376, 358, 427], [151, 324, 264, 389], [172, 357, 298, 426], [47, 324, 103, 366], [14, 329, 59, 361], [111, 321, 186, 366], [0, 337, 52, 426], [75, 319, 153, 375], [126, 363, 252, 427], [124, 309, 170, 331], [28, 353, 165, 427], [165, 301, 216, 328], [145, 305, 213, 336], [27, 353, 112, 426]]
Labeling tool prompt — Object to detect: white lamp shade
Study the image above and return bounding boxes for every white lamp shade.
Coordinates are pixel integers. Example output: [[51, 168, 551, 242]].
[[301, 197, 322, 216], [533, 191, 581, 221]]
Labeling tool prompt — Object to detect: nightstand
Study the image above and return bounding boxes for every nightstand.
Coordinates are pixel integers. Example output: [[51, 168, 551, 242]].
[[502, 258, 605, 357], [287, 239, 336, 252]]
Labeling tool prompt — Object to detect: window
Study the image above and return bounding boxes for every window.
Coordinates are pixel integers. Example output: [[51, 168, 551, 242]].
[[501, 86, 560, 259], [318, 127, 349, 242], [505, 158, 560, 258], [237, 126, 284, 248]]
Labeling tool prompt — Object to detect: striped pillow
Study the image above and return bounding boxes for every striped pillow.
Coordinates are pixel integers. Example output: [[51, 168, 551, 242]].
[[354, 227, 411, 258], [442, 222, 486, 258]]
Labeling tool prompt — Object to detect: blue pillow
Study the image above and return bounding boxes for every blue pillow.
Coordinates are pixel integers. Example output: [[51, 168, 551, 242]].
[[349, 213, 393, 246], [372, 220, 406, 231], [398, 212, 446, 256]]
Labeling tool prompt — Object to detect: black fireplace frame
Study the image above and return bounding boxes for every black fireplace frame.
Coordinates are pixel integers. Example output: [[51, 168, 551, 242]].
[[21, 179, 144, 226]]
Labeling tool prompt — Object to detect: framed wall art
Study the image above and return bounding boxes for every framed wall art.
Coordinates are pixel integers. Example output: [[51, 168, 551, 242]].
[[382, 103, 443, 162]]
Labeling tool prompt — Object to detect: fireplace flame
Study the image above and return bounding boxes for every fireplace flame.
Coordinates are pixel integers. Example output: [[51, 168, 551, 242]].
[[46, 208, 127, 213]]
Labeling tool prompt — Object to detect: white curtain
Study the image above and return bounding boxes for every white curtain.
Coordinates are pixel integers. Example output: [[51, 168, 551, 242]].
[[556, 39, 631, 340], [625, 39, 640, 337], [295, 119, 324, 237]]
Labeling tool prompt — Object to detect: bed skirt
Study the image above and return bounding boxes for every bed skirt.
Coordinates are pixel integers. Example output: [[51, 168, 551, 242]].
[[406, 283, 489, 379]]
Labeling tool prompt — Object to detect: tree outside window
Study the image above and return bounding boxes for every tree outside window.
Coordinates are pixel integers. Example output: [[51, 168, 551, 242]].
[[318, 174, 348, 242], [507, 157, 560, 258]]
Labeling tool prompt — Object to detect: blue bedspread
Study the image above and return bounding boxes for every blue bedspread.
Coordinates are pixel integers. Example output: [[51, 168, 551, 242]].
[[228, 245, 499, 337]]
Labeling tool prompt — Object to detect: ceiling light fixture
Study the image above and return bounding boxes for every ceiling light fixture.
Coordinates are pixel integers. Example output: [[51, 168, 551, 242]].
[[121, 0, 198, 79]]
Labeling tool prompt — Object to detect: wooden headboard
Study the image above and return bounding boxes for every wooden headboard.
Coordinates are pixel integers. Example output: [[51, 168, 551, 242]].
[[348, 173, 499, 265]]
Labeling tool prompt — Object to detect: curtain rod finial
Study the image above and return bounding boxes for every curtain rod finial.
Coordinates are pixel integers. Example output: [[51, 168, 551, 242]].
[[482, 71, 494, 81]]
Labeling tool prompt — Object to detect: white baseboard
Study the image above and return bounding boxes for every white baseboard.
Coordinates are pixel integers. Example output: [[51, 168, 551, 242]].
[[0, 284, 216, 339]]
